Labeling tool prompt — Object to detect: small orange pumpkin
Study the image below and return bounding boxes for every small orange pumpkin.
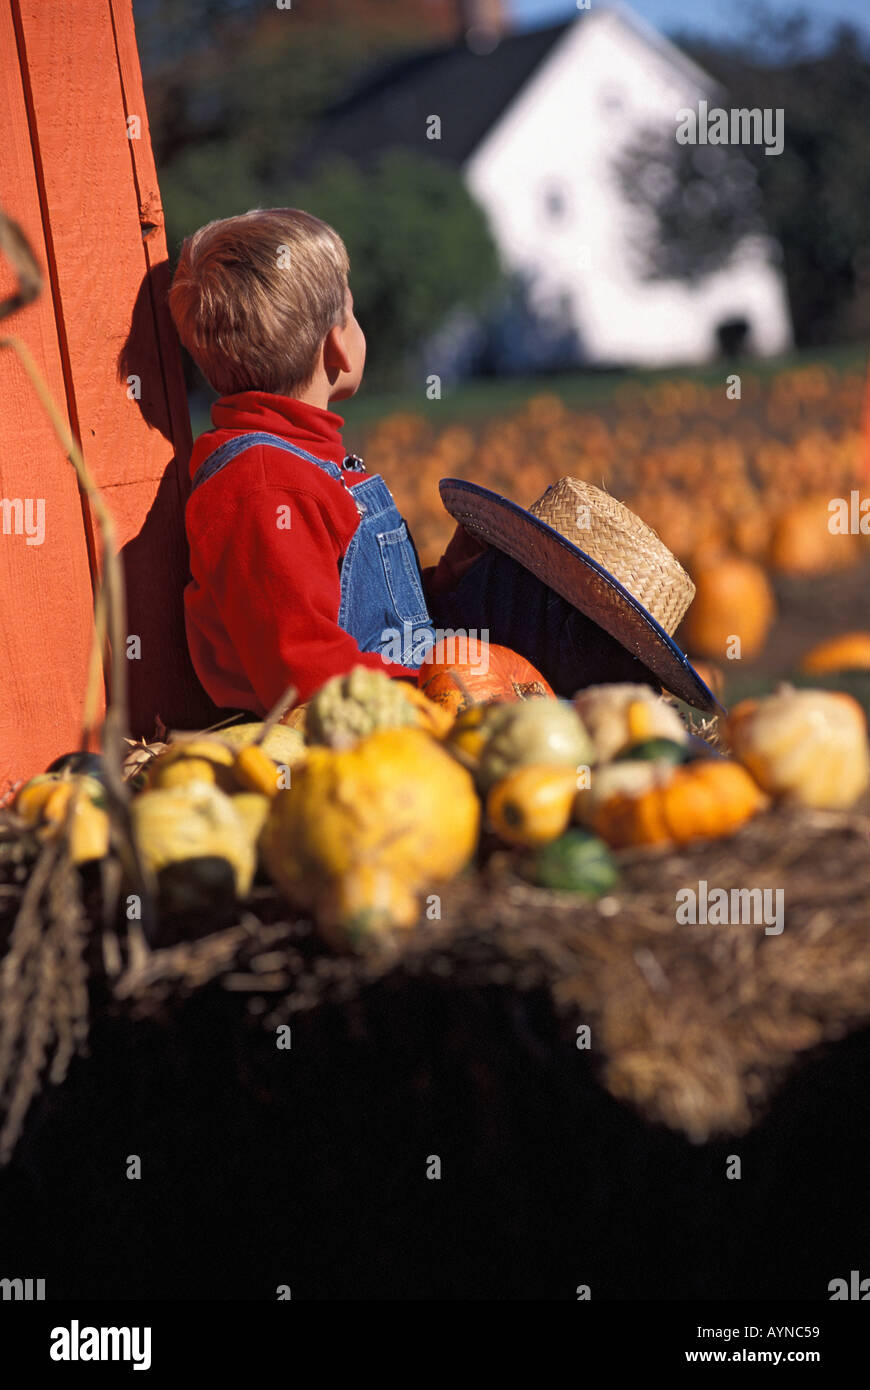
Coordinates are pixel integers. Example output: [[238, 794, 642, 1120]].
[[799, 632, 870, 674], [419, 642, 555, 716], [577, 757, 767, 849]]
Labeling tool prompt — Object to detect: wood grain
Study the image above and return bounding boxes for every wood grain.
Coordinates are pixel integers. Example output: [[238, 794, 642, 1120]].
[[2, 0, 220, 787], [0, 0, 100, 796]]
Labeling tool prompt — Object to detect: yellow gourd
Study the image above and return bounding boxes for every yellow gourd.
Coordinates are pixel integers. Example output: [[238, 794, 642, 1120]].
[[317, 866, 420, 949], [144, 737, 237, 793], [62, 791, 111, 865], [216, 721, 307, 766], [131, 782, 256, 898], [487, 765, 578, 848], [727, 687, 870, 809], [260, 727, 479, 944], [232, 744, 285, 798], [15, 773, 109, 865], [231, 792, 272, 846], [14, 773, 64, 825]]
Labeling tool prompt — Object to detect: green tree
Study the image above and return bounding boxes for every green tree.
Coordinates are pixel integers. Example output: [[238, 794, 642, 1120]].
[[615, 16, 870, 347], [288, 152, 502, 386]]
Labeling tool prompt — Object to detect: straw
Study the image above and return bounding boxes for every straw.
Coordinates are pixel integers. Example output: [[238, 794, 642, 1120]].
[[529, 478, 696, 634]]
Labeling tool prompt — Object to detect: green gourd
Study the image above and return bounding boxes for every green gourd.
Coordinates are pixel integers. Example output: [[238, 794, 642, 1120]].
[[521, 829, 619, 896]]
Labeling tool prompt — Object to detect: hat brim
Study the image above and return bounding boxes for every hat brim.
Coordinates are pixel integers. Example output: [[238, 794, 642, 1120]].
[[439, 478, 721, 714]]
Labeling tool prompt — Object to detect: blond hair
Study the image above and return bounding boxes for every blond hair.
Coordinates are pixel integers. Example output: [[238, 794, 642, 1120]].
[[168, 208, 350, 397]]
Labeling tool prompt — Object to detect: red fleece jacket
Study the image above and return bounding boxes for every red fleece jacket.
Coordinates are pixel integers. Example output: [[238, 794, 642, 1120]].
[[183, 392, 484, 713]]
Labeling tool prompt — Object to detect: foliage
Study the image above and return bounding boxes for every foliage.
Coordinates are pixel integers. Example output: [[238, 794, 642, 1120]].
[[615, 16, 870, 346], [136, 2, 501, 384], [287, 152, 501, 387]]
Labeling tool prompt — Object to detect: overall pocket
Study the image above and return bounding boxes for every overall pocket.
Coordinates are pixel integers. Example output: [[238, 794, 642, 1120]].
[[377, 523, 431, 626]]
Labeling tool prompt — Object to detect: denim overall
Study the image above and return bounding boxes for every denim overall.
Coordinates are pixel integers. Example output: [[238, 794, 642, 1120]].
[[189, 431, 435, 667]]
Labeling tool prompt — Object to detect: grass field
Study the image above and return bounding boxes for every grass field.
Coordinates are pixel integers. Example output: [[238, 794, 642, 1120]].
[[188, 343, 868, 442], [342, 343, 869, 432]]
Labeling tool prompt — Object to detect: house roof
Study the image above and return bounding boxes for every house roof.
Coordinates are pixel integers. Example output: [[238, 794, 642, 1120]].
[[299, 4, 722, 178], [300, 19, 572, 173]]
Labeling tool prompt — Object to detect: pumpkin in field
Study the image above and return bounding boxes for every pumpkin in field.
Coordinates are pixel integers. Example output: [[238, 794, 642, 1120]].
[[576, 757, 767, 849], [768, 494, 858, 575], [799, 631, 870, 674], [572, 683, 689, 763], [260, 728, 480, 948], [418, 642, 554, 717], [727, 687, 870, 809], [679, 554, 775, 661]]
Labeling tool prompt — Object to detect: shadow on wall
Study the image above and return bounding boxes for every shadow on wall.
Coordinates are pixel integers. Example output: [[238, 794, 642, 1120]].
[[117, 266, 224, 738]]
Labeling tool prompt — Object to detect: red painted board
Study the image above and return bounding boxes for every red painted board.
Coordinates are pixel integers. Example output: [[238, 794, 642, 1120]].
[[0, 0, 101, 797], [13, 0, 221, 738]]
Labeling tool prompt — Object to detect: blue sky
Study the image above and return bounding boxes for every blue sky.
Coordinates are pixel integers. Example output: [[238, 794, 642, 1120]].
[[509, 0, 870, 47]]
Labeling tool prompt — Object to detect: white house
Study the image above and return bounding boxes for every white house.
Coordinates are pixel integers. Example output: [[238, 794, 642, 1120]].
[[309, 1, 793, 372]]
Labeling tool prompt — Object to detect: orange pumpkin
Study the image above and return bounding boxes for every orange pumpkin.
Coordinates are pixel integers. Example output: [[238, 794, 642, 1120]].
[[768, 494, 858, 575], [680, 553, 775, 661], [577, 757, 768, 849], [419, 643, 555, 716]]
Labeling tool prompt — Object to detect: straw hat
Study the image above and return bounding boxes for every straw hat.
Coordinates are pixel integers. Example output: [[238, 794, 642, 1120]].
[[439, 475, 718, 712]]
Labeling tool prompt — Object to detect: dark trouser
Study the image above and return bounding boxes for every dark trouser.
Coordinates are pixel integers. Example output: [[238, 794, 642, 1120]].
[[429, 548, 661, 700]]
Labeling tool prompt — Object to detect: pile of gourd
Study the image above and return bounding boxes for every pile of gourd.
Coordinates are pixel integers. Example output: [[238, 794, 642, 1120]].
[[9, 647, 870, 952]]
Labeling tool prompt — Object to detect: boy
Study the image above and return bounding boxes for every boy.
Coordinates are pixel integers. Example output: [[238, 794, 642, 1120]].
[[168, 207, 483, 714]]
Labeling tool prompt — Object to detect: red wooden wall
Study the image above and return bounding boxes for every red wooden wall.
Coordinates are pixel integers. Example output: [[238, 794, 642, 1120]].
[[0, 0, 219, 797]]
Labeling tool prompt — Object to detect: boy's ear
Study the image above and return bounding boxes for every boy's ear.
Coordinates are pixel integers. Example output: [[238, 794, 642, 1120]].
[[323, 320, 352, 376]]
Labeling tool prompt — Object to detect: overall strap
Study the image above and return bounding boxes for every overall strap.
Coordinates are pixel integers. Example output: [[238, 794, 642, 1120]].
[[189, 430, 346, 495]]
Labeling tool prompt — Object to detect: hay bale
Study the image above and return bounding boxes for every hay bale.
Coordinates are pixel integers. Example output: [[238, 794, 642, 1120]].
[[2, 804, 870, 1296]]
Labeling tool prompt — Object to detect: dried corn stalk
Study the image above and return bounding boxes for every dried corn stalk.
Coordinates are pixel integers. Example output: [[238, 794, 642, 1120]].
[[0, 837, 90, 1163]]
